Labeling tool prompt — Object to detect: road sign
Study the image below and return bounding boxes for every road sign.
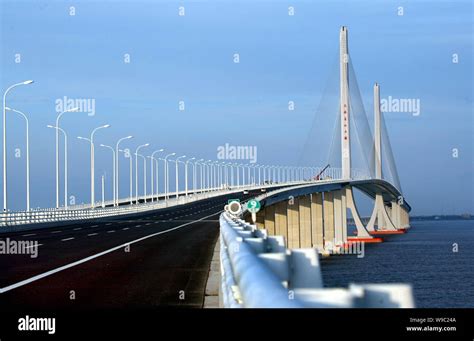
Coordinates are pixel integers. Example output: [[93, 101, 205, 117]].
[[246, 199, 261, 213]]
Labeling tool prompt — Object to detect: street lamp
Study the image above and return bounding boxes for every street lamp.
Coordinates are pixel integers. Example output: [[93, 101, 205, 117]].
[[115, 135, 133, 206], [134, 143, 149, 204], [119, 148, 133, 205], [137, 153, 147, 202], [6, 107, 30, 211], [174, 155, 186, 199], [196, 159, 204, 193], [54, 107, 79, 209], [184, 157, 195, 197], [48, 125, 68, 209], [99, 144, 116, 205], [163, 152, 175, 201], [2, 80, 34, 211], [89, 124, 110, 208], [150, 149, 164, 202]]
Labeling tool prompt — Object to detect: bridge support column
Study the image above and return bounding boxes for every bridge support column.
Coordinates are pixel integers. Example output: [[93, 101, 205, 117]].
[[400, 206, 410, 228], [323, 192, 335, 251], [310, 193, 324, 251], [299, 195, 312, 248], [256, 207, 265, 229], [287, 197, 300, 249], [345, 186, 372, 238], [263, 205, 275, 235], [275, 201, 288, 244], [391, 201, 400, 229], [333, 190, 347, 246], [366, 193, 398, 232]]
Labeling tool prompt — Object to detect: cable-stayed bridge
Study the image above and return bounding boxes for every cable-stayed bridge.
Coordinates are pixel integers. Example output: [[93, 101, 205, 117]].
[[0, 27, 412, 309]]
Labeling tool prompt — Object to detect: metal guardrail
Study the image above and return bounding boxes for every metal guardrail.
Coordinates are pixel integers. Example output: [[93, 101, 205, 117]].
[[219, 211, 415, 308]]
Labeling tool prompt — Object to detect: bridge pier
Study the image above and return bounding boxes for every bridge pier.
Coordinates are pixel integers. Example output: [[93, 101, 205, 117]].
[[366, 193, 402, 233], [287, 197, 300, 249], [298, 195, 312, 248], [310, 193, 324, 251]]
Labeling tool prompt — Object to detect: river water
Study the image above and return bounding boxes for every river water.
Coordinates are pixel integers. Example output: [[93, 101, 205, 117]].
[[320, 220, 474, 307]]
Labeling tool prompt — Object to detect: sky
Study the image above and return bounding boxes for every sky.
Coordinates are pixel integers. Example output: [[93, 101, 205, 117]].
[[0, 0, 472, 215]]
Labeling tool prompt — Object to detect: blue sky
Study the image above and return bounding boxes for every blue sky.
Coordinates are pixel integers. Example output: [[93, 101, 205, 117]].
[[0, 0, 472, 215]]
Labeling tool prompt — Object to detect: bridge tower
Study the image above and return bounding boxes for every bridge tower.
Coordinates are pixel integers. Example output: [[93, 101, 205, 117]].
[[340, 26, 351, 180], [366, 83, 408, 232]]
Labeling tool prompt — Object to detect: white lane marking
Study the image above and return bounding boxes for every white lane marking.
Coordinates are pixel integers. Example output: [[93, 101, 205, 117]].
[[87, 233, 98, 237], [0, 211, 221, 294], [145, 223, 151, 226], [105, 223, 112, 226], [61, 237, 75, 242], [122, 227, 129, 230], [107, 230, 115, 233], [25, 243, 43, 249], [91, 225, 99, 228], [51, 231, 62, 234], [73, 228, 82, 231], [135, 225, 142, 227], [21, 233, 36, 237]]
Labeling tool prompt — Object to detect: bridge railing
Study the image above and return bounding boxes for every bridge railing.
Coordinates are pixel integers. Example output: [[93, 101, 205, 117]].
[[0, 181, 310, 228], [0, 167, 373, 229], [219, 210, 415, 308]]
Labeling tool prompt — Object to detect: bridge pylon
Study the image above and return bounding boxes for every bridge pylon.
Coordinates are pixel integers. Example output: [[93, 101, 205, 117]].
[[366, 83, 410, 233]]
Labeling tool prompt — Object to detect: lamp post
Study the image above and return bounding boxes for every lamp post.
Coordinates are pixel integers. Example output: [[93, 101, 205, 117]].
[[48, 125, 68, 209], [6, 107, 30, 211], [54, 106, 79, 209], [174, 155, 186, 199], [150, 149, 164, 202], [115, 135, 133, 206], [118, 149, 133, 205], [137, 153, 147, 202], [99, 144, 115, 205], [196, 159, 204, 193], [134, 143, 149, 204], [206, 160, 212, 192], [163, 153, 175, 200], [185, 157, 195, 197], [3, 80, 34, 211]]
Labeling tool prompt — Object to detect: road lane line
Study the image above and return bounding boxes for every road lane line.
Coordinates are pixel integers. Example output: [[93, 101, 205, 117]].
[[87, 233, 98, 237], [122, 227, 129, 230], [51, 231, 62, 234], [107, 230, 115, 233], [73, 228, 82, 231], [21, 233, 36, 237], [91, 225, 99, 228], [0, 211, 221, 294], [61, 237, 75, 242]]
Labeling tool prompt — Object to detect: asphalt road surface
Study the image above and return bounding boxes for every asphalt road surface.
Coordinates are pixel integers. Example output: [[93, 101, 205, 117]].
[[0, 190, 261, 311]]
